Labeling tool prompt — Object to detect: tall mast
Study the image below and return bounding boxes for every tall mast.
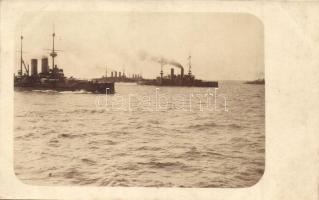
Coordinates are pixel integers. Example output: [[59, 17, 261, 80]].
[[50, 24, 57, 69], [188, 55, 192, 75], [160, 58, 163, 80], [20, 35, 23, 75]]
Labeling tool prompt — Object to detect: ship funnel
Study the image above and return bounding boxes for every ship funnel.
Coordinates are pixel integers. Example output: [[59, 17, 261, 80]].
[[31, 59, 38, 75], [41, 57, 49, 74], [181, 67, 184, 79], [171, 68, 174, 80]]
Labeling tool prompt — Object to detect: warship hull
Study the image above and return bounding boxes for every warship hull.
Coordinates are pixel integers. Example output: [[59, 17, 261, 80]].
[[138, 79, 218, 88], [14, 78, 115, 94]]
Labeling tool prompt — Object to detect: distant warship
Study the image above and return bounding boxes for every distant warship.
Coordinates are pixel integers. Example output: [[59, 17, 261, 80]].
[[138, 56, 218, 87], [93, 67, 142, 83], [14, 31, 115, 94], [245, 79, 265, 85]]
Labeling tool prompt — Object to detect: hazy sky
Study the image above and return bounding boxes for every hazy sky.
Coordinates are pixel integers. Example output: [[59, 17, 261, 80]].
[[16, 12, 264, 80]]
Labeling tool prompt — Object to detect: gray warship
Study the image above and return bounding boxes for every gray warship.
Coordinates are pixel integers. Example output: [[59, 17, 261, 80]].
[[14, 32, 115, 94], [138, 56, 218, 87]]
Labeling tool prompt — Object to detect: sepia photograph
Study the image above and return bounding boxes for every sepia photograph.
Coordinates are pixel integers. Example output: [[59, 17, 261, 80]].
[[13, 12, 265, 188], [1, 0, 319, 200]]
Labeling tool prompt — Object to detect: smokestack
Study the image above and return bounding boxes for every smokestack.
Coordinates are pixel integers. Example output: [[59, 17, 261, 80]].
[[31, 59, 38, 76], [111, 72, 113, 77], [171, 68, 174, 80], [115, 71, 117, 78], [41, 57, 49, 74], [119, 72, 122, 77], [181, 67, 184, 79]]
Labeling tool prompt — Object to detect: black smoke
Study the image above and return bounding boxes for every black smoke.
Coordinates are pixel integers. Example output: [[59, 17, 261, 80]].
[[138, 50, 184, 70]]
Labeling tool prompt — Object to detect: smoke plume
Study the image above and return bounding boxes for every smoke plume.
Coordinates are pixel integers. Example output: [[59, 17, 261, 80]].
[[138, 50, 184, 69]]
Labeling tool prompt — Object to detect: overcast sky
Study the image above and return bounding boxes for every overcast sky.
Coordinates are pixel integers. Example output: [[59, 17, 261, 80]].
[[16, 12, 264, 80]]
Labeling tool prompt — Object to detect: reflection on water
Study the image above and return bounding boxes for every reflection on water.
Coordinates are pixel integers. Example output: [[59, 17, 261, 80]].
[[14, 81, 265, 187]]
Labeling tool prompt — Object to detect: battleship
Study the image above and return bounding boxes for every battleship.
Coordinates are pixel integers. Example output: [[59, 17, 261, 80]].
[[14, 32, 115, 94], [138, 56, 218, 87], [93, 68, 142, 83]]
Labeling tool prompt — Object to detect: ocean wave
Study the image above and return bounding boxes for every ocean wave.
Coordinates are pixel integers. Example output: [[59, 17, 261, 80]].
[[187, 122, 243, 130], [63, 168, 81, 179], [136, 146, 162, 151], [207, 151, 225, 157], [48, 138, 60, 147], [32, 90, 59, 93], [59, 90, 92, 94], [147, 119, 160, 124], [117, 163, 139, 171], [137, 161, 187, 169], [229, 137, 249, 144], [15, 132, 34, 139], [58, 133, 85, 139], [81, 158, 97, 165], [187, 122, 217, 130], [104, 140, 117, 145], [228, 123, 242, 129], [68, 108, 103, 114], [182, 146, 201, 157]]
